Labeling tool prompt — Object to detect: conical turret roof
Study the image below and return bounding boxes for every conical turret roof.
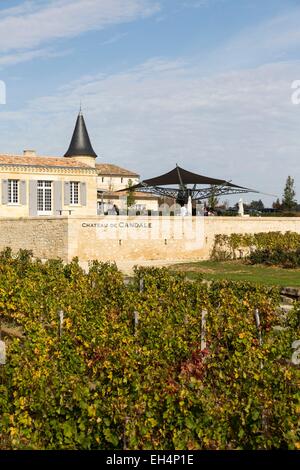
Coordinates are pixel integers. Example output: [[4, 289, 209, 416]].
[[64, 111, 97, 158]]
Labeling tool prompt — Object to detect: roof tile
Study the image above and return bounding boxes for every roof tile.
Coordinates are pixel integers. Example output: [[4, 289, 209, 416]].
[[0, 154, 94, 169], [96, 163, 139, 177]]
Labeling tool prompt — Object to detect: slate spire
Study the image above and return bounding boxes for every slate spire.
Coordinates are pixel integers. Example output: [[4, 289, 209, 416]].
[[64, 110, 97, 158]]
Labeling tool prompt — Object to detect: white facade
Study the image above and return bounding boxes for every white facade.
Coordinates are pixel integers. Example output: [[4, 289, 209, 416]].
[[96, 175, 139, 192]]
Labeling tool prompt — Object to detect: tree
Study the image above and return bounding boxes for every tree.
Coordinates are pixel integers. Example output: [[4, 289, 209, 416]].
[[272, 198, 282, 210], [249, 199, 264, 211], [207, 186, 219, 211], [126, 179, 136, 208], [282, 176, 297, 211]]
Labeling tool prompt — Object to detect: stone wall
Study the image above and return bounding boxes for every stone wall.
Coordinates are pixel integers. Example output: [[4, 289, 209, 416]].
[[67, 216, 300, 263], [0, 215, 300, 265], [0, 217, 68, 260], [203, 216, 300, 256], [67, 216, 205, 263]]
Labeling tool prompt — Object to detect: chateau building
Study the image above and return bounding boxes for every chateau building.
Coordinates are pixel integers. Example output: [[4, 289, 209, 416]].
[[0, 112, 158, 217], [96, 163, 159, 214], [96, 163, 139, 192]]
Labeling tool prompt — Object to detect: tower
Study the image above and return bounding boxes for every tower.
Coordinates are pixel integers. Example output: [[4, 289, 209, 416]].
[[64, 110, 97, 168]]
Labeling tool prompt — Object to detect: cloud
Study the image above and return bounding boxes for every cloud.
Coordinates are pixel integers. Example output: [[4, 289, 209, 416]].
[[1, 57, 299, 205], [208, 6, 300, 71], [0, 0, 160, 53], [182, 0, 225, 7], [1, 2, 300, 206], [0, 47, 71, 69], [100, 32, 128, 46]]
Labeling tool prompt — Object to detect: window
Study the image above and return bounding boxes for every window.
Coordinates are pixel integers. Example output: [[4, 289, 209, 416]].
[[135, 204, 146, 211], [121, 177, 124, 183], [37, 180, 52, 214], [70, 181, 80, 205], [102, 177, 105, 183], [8, 179, 19, 204]]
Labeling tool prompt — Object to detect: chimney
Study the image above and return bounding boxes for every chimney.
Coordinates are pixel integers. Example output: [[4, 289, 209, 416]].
[[23, 150, 36, 157]]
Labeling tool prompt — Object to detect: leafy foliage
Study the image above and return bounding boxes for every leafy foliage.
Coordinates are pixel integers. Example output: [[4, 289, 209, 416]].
[[282, 176, 297, 211], [211, 231, 300, 267], [126, 179, 136, 208], [207, 185, 219, 211], [0, 250, 299, 449], [249, 248, 300, 268]]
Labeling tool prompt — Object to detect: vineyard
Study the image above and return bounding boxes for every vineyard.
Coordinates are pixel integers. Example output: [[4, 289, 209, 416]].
[[0, 248, 299, 450], [212, 231, 300, 267]]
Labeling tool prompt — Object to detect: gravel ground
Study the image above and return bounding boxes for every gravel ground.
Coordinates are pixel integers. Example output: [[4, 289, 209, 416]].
[[115, 259, 199, 275]]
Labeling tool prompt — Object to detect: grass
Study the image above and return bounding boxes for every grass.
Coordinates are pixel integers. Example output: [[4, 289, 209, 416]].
[[171, 260, 300, 287]]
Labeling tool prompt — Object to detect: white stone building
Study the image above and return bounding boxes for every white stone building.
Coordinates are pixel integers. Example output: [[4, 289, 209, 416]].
[[0, 111, 159, 217]]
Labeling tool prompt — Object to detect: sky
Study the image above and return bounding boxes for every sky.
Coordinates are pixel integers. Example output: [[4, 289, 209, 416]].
[[1, 0, 300, 206]]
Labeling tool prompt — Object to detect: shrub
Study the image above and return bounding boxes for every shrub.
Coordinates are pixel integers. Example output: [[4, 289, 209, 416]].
[[211, 232, 300, 267], [0, 251, 299, 449]]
